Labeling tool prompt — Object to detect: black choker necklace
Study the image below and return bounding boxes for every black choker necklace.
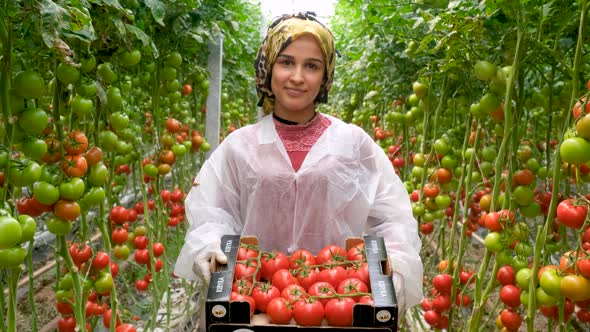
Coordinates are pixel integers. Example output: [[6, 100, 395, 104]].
[[273, 112, 317, 125]]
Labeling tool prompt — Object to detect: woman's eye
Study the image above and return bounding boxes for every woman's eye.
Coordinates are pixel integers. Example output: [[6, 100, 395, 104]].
[[279, 59, 293, 66], [306, 63, 319, 70]]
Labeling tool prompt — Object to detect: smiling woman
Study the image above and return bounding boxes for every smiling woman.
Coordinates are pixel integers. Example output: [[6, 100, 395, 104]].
[[175, 11, 424, 320]]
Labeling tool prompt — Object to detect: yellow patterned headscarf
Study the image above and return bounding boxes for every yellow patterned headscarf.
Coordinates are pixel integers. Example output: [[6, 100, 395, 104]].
[[254, 12, 336, 114]]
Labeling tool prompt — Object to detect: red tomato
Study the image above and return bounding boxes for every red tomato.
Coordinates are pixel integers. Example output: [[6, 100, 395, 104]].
[[69, 243, 92, 266], [57, 317, 76, 332], [235, 260, 261, 282], [271, 268, 299, 291], [293, 267, 318, 291], [358, 295, 374, 305], [110, 206, 129, 224], [316, 244, 347, 266], [578, 258, 590, 278], [266, 297, 292, 324], [232, 279, 252, 295], [556, 200, 588, 229], [92, 251, 110, 271], [317, 266, 347, 289], [135, 279, 149, 291], [238, 245, 258, 261], [496, 265, 515, 286], [432, 273, 453, 294], [230, 291, 255, 316], [424, 310, 442, 326], [116, 324, 137, 332], [103, 309, 122, 328], [133, 236, 149, 250], [134, 249, 150, 265], [112, 227, 129, 244], [500, 308, 522, 331], [336, 277, 369, 302], [347, 262, 370, 288], [64, 130, 89, 155], [281, 284, 307, 302], [292, 299, 325, 326], [324, 297, 355, 326], [61, 155, 88, 177], [308, 281, 336, 306], [261, 251, 291, 281], [152, 242, 165, 257], [290, 249, 316, 269], [500, 284, 521, 308], [56, 301, 73, 315], [251, 283, 280, 312], [432, 293, 452, 312], [346, 243, 365, 261]]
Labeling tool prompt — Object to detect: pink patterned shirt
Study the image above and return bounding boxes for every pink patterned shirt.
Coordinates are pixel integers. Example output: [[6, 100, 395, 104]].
[[273, 113, 332, 172]]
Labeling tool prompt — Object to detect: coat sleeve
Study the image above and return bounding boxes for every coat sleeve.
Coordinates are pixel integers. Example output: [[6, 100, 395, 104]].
[[359, 131, 424, 310], [173, 140, 243, 280]]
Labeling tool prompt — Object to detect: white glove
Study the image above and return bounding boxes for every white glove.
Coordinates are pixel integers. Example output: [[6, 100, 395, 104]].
[[192, 241, 227, 284], [392, 272, 407, 313]]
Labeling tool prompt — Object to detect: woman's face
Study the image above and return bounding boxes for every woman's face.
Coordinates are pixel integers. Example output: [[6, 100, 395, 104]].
[[271, 34, 325, 122]]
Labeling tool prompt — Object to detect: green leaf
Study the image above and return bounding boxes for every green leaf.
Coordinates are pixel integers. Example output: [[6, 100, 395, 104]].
[[145, 0, 166, 26], [125, 24, 159, 58], [110, 16, 126, 40]]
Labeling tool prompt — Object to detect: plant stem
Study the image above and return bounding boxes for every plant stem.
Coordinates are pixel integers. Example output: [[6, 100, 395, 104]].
[[27, 239, 38, 332]]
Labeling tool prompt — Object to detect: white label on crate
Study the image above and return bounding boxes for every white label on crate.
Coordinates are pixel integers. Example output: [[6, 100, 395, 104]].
[[211, 305, 227, 318], [233, 329, 255, 332], [376, 310, 391, 323], [224, 239, 233, 253]]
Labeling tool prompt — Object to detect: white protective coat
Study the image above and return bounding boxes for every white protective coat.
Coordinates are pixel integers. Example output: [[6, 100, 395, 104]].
[[174, 113, 424, 309]]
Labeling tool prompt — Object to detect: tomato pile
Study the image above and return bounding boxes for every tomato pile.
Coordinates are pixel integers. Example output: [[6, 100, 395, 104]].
[[226, 242, 376, 327]]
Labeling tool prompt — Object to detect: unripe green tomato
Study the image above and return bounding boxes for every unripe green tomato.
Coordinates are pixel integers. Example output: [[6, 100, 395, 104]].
[[515, 267, 532, 289], [56, 63, 80, 84], [17, 215, 36, 243], [0, 216, 23, 249], [80, 56, 96, 73], [0, 247, 27, 268], [484, 232, 504, 252]]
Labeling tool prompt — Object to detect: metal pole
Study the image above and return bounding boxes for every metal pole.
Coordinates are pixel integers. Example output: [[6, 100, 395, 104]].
[[205, 32, 224, 158]]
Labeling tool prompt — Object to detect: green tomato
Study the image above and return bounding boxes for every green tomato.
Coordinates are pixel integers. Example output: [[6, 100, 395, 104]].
[[171, 143, 187, 158], [21, 138, 48, 162], [515, 268, 532, 289], [0, 216, 23, 249], [56, 63, 80, 84], [99, 130, 119, 152], [97, 63, 118, 84], [511, 255, 529, 271], [17, 215, 36, 243], [18, 108, 49, 136], [0, 247, 27, 268], [119, 49, 142, 67], [560, 137, 590, 165], [46, 216, 72, 235], [433, 138, 451, 155], [7, 159, 41, 187], [144, 164, 159, 177], [166, 52, 183, 68], [512, 185, 534, 206], [80, 187, 106, 209], [160, 66, 177, 81], [71, 95, 94, 117], [93, 272, 113, 295], [514, 242, 533, 257], [88, 163, 108, 186], [481, 146, 497, 162], [79, 56, 96, 73], [59, 177, 86, 201], [13, 70, 47, 99], [55, 289, 73, 302], [79, 82, 97, 97], [106, 87, 123, 110], [536, 286, 558, 306], [434, 194, 452, 209], [110, 112, 129, 131], [494, 250, 513, 266], [474, 60, 497, 80], [58, 272, 74, 290], [519, 202, 540, 218], [33, 181, 60, 205], [539, 269, 563, 298], [484, 232, 504, 253]]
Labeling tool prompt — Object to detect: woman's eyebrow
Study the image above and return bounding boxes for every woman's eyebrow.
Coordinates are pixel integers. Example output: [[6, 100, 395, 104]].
[[277, 54, 324, 64]]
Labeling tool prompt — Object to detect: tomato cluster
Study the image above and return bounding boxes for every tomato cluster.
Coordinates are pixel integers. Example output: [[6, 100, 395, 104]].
[[422, 263, 475, 330], [228, 242, 375, 327]]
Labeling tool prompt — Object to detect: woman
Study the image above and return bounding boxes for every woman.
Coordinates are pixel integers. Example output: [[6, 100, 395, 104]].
[[174, 12, 423, 313]]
